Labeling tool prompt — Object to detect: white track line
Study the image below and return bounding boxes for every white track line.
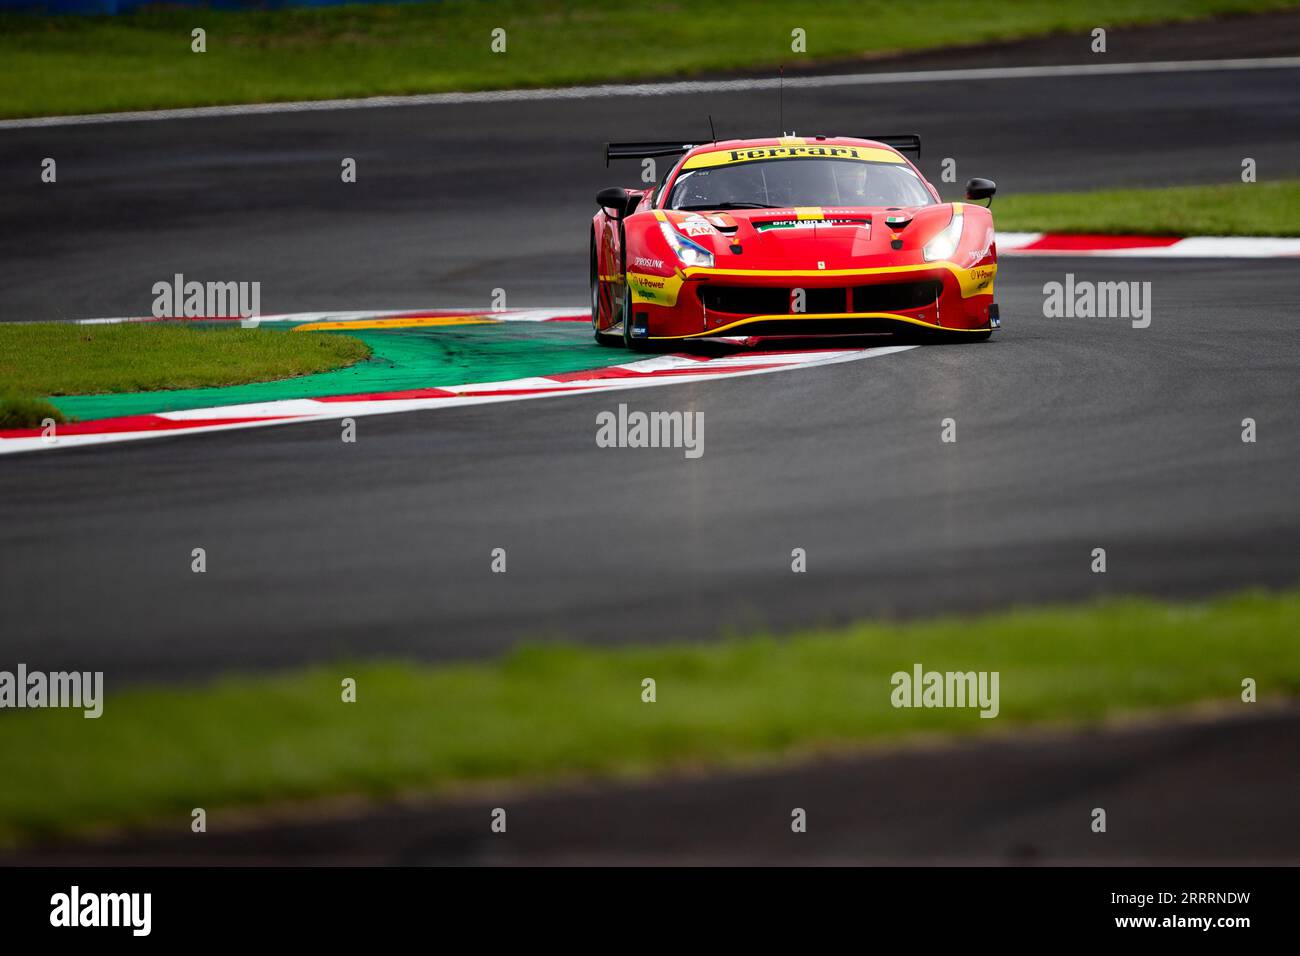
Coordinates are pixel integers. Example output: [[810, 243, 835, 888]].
[[0, 343, 916, 455], [2, 57, 1297, 130], [997, 232, 1045, 249], [1063, 237, 1300, 257]]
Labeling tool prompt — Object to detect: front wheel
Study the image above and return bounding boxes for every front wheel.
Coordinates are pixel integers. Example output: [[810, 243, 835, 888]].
[[620, 280, 653, 352], [592, 277, 619, 347]]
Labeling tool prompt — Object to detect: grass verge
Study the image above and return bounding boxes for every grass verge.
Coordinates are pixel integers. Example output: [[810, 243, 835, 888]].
[[0, 395, 65, 429], [992, 180, 1300, 236], [0, 0, 1294, 118], [0, 322, 370, 426], [1, 589, 1295, 845]]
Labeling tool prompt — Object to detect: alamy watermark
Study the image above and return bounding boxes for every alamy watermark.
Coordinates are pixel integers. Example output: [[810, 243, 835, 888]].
[[50, 886, 150, 936], [0, 664, 103, 718], [891, 663, 999, 718], [595, 403, 704, 459], [1042, 273, 1151, 328], [152, 273, 260, 320]]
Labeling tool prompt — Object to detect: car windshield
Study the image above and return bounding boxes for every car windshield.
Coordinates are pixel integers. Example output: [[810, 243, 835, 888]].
[[667, 158, 933, 210]]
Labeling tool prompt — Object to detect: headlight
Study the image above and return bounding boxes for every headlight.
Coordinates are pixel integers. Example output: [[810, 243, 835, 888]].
[[660, 222, 714, 269], [922, 208, 964, 262]]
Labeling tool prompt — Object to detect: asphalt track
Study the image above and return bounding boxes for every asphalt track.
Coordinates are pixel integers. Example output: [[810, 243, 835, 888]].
[[3, 276, 1300, 680], [0, 16, 1298, 862], [0, 22, 1298, 680]]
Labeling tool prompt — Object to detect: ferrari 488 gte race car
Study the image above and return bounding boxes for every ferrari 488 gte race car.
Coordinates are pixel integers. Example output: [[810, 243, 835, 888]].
[[591, 134, 999, 349]]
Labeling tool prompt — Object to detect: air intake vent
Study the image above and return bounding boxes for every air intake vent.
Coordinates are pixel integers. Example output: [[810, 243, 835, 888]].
[[850, 280, 942, 312]]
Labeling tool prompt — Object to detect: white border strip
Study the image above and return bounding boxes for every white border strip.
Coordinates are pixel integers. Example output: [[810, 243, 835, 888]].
[[66, 308, 581, 326], [0, 326, 916, 454], [996, 232, 1045, 250], [3, 57, 1298, 130]]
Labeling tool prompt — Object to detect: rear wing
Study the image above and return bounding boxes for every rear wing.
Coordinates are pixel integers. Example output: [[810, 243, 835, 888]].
[[605, 141, 697, 167], [861, 133, 921, 158]]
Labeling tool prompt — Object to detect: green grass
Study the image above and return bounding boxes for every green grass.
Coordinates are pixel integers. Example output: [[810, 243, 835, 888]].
[[1, 589, 1295, 844], [0, 323, 370, 426], [0, 395, 65, 429], [0, 0, 1294, 118], [992, 180, 1300, 236]]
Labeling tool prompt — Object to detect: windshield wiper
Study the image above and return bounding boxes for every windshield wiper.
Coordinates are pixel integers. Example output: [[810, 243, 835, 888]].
[[675, 202, 782, 210]]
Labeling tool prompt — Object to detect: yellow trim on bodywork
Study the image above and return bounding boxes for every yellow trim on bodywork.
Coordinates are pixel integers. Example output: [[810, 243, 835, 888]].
[[794, 207, 824, 221], [961, 264, 996, 297], [682, 144, 904, 169], [628, 271, 684, 307], [647, 311, 990, 339], [683, 262, 997, 299]]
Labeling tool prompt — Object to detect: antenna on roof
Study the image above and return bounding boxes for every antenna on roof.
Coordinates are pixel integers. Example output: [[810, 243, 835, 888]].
[[708, 114, 717, 144], [778, 65, 784, 135]]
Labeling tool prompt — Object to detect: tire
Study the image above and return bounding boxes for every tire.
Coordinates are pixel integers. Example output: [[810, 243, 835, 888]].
[[620, 279, 653, 352], [591, 232, 619, 346]]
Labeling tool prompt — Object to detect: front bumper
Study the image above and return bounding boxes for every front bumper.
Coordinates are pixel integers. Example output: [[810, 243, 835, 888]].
[[627, 261, 998, 340]]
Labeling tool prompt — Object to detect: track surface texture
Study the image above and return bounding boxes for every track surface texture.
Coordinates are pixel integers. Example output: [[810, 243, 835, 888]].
[[0, 17, 1297, 681], [0, 14, 1297, 864], [2, 254, 1296, 681]]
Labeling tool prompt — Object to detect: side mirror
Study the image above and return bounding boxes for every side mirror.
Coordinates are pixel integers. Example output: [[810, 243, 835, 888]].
[[596, 187, 638, 218], [964, 178, 996, 203]]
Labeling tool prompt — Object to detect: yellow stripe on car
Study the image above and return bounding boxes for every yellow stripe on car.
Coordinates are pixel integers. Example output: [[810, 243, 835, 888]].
[[646, 312, 988, 339], [627, 271, 684, 307], [682, 263, 997, 298]]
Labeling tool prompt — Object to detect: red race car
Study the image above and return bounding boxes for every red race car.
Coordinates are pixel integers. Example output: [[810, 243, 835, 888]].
[[591, 134, 999, 349]]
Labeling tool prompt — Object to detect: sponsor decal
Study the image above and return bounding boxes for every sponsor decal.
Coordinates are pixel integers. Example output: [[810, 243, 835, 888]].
[[756, 220, 815, 231], [633, 256, 665, 270], [627, 271, 683, 307], [754, 218, 867, 232], [683, 144, 904, 169], [958, 264, 997, 297], [677, 215, 715, 238]]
